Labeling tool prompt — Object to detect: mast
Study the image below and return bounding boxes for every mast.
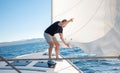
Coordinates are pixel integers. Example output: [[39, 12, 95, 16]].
[[51, 0, 53, 24]]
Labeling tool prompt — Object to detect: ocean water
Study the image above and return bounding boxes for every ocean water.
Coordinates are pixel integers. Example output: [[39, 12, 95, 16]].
[[0, 42, 120, 73]]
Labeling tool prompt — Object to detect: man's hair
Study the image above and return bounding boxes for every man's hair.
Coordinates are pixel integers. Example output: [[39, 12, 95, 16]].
[[62, 19, 67, 22]]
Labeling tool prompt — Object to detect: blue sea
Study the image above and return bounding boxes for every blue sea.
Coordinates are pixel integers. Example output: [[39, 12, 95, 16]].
[[0, 41, 120, 73]]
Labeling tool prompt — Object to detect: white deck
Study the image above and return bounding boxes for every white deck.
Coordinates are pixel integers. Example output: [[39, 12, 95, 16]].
[[0, 50, 83, 73]]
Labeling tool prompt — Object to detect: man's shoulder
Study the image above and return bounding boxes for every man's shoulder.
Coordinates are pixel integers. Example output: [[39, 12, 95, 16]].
[[53, 21, 60, 24]]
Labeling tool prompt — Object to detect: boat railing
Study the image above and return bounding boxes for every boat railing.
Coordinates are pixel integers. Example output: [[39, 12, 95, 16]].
[[0, 56, 120, 61], [0, 55, 119, 73]]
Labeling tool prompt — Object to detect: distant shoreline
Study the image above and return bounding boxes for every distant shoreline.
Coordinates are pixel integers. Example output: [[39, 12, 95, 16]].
[[0, 38, 45, 47]]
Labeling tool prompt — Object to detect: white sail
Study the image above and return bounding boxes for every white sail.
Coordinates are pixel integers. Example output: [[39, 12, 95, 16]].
[[53, 0, 120, 56]]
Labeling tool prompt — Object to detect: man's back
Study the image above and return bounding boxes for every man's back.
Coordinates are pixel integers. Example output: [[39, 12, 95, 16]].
[[45, 21, 63, 36]]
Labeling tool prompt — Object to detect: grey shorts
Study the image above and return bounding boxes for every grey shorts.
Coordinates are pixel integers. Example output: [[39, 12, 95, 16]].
[[44, 32, 58, 42]]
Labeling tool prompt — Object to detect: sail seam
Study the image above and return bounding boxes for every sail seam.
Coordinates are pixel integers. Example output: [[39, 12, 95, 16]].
[[68, 0, 104, 39]]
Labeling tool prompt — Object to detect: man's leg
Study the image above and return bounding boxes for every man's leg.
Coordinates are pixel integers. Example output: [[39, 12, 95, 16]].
[[48, 42, 54, 59], [44, 33, 56, 65], [54, 42, 60, 58], [44, 33, 54, 59]]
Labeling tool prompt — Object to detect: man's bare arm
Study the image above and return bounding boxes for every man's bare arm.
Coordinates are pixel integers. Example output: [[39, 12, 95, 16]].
[[59, 33, 69, 47], [63, 18, 73, 26]]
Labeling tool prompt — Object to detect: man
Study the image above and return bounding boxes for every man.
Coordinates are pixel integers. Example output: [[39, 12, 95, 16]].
[[44, 18, 73, 64]]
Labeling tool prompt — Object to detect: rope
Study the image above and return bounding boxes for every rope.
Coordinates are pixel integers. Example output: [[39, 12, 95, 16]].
[[0, 56, 119, 61], [0, 56, 21, 73]]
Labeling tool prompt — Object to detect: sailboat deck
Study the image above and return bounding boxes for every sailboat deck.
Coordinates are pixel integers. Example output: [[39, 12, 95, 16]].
[[0, 50, 83, 73]]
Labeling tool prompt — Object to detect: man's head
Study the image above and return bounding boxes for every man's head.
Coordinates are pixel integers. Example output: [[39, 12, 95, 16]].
[[62, 19, 67, 23], [61, 19, 67, 27]]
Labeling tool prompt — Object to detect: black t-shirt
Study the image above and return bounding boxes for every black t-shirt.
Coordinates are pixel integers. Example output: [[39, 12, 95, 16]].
[[45, 21, 63, 36]]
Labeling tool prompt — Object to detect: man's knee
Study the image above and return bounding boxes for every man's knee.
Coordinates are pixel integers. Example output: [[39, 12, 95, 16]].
[[49, 42, 54, 48], [55, 43, 60, 48]]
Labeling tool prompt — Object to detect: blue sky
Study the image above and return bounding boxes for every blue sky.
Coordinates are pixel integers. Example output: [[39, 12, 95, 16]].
[[0, 0, 51, 42]]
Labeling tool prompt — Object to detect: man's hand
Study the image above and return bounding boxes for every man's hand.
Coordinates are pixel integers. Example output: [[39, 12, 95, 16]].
[[69, 18, 74, 22], [65, 43, 70, 48]]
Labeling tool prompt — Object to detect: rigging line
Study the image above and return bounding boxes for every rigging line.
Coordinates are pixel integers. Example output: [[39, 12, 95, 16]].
[[0, 56, 21, 73], [53, 0, 82, 19], [67, 0, 104, 38], [0, 56, 120, 61]]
